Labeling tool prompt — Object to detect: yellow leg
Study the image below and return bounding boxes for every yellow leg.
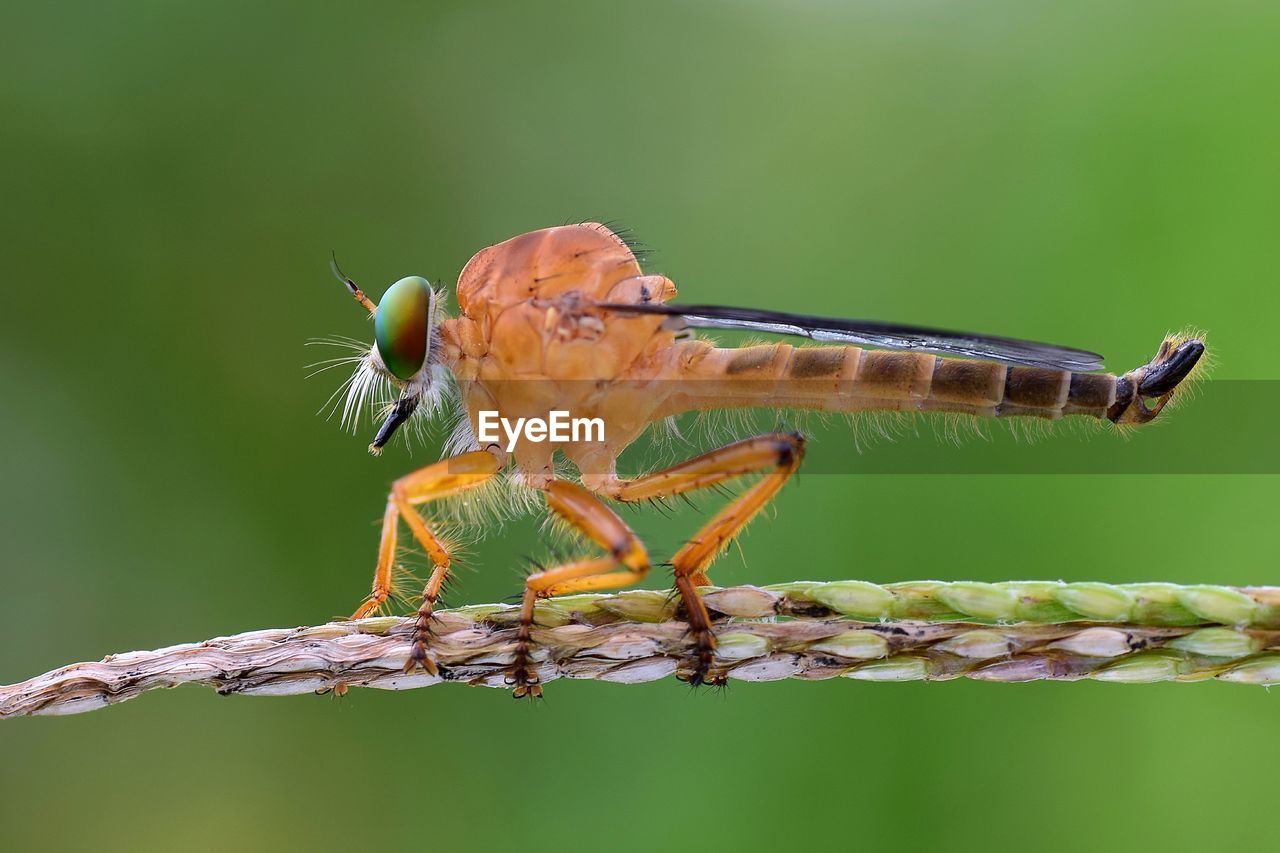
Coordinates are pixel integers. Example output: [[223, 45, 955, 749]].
[[510, 480, 651, 698], [351, 451, 501, 673], [609, 432, 806, 685]]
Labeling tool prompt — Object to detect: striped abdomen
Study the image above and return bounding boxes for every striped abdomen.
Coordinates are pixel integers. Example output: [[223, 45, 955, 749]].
[[659, 342, 1151, 423]]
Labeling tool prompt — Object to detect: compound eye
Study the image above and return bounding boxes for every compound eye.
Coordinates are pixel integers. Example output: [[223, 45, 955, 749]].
[[374, 276, 432, 380]]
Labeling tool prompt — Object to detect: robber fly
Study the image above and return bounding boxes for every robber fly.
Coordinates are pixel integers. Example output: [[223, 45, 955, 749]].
[[323, 223, 1205, 697]]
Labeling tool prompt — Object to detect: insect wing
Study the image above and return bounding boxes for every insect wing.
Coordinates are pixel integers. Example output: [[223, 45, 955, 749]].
[[600, 302, 1105, 371]]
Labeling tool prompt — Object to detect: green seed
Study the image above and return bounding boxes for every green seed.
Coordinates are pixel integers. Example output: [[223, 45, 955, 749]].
[[595, 589, 676, 622], [1006, 582, 1079, 622], [714, 632, 771, 661], [809, 632, 889, 660], [703, 585, 779, 618], [810, 580, 895, 619], [1057, 582, 1135, 621], [845, 655, 930, 681], [935, 629, 1015, 659], [937, 582, 1017, 621], [1048, 627, 1132, 658], [1093, 651, 1185, 682], [1168, 628, 1259, 658], [883, 581, 965, 620], [1216, 656, 1280, 686], [1177, 586, 1258, 626], [1125, 583, 1201, 626]]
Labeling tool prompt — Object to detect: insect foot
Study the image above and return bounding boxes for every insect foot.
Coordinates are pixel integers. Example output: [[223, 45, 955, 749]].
[[507, 625, 544, 699], [507, 661, 543, 700], [403, 601, 440, 676], [676, 627, 720, 688]]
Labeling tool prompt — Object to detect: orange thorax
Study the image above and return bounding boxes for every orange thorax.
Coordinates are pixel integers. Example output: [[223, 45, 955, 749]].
[[437, 223, 682, 483]]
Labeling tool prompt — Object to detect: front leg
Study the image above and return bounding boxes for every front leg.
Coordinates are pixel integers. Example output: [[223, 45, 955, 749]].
[[351, 451, 501, 673]]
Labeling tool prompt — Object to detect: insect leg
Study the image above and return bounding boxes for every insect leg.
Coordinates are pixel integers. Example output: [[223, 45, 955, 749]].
[[511, 481, 651, 699], [350, 451, 502, 674], [608, 432, 806, 685]]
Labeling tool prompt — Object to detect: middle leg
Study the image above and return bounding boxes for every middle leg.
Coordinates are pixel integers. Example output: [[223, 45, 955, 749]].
[[606, 432, 806, 685], [510, 480, 651, 699]]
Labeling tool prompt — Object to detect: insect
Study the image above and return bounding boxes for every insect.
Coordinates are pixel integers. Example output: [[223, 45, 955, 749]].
[[324, 223, 1206, 698]]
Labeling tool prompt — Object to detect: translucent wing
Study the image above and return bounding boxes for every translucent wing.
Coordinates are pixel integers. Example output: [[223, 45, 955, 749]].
[[599, 302, 1105, 371]]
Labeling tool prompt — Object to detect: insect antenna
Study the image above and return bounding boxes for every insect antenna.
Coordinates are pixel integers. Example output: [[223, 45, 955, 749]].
[[330, 251, 376, 314]]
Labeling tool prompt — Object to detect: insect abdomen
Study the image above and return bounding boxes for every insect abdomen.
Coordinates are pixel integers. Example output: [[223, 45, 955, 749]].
[[928, 358, 1117, 419], [665, 337, 1203, 425], [835, 349, 1118, 419], [668, 343, 1117, 420]]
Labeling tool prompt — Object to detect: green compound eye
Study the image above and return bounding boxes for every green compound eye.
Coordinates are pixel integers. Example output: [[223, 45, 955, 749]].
[[374, 276, 432, 380]]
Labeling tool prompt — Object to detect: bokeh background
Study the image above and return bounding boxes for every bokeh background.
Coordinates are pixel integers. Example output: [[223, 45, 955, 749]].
[[2, 2, 1277, 851]]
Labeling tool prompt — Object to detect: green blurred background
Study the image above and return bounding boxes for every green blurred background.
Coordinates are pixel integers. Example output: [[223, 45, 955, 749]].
[[2, 2, 1277, 851]]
